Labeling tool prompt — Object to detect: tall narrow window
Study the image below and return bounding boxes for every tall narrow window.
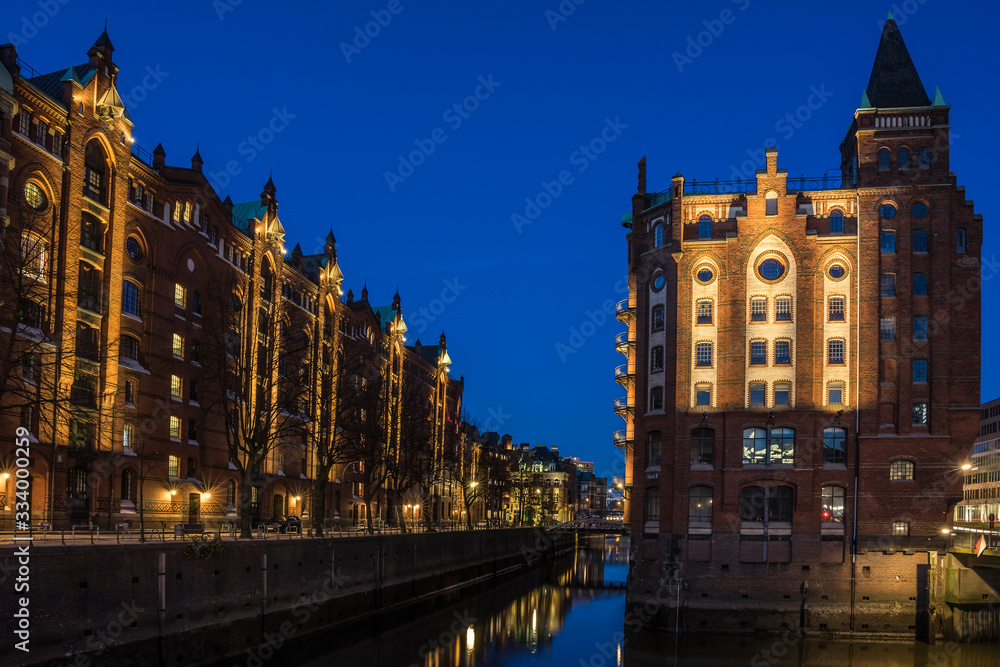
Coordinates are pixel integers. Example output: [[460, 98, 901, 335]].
[[880, 273, 896, 296], [170, 375, 182, 398], [830, 210, 844, 234], [653, 222, 663, 247], [765, 191, 778, 216], [691, 428, 714, 466], [912, 230, 928, 252], [696, 343, 712, 367], [121, 469, 133, 501], [689, 486, 713, 524], [651, 305, 665, 333], [697, 300, 713, 325], [124, 379, 135, 404], [169, 416, 181, 439], [648, 431, 662, 467], [880, 230, 896, 253], [823, 427, 847, 465], [912, 403, 928, 425], [774, 340, 791, 364], [650, 346, 664, 372], [913, 273, 928, 296], [84, 141, 106, 204], [878, 148, 890, 170], [913, 317, 928, 341], [821, 486, 845, 522], [192, 292, 202, 315], [742, 428, 767, 464], [172, 333, 184, 358], [698, 215, 712, 239], [123, 424, 133, 451], [828, 297, 845, 322], [122, 280, 141, 316], [828, 339, 845, 365], [771, 428, 795, 464], [749, 383, 766, 407], [775, 297, 791, 322], [774, 382, 790, 407], [645, 487, 660, 521], [913, 359, 928, 383], [227, 480, 236, 507], [649, 386, 664, 411], [918, 147, 930, 168], [174, 283, 185, 308], [898, 147, 911, 170], [880, 317, 896, 341], [957, 228, 966, 253], [750, 341, 766, 365], [751, 298, 767, 322], [168, 455, 179, 477]]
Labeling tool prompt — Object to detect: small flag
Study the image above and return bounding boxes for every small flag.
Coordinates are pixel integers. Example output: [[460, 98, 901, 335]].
[[976, 534, 987, 557]]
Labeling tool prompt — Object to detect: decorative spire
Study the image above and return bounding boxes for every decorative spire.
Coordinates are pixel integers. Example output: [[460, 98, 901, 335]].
[[345, 289, 354, 304], [324, 229, 337, 258], [439, 330, 447, 347], [190, 141, 203, 171], [392, 288, 401, 310], [361, 281, 368, 301], [260, 173, 277, 212], [932, 86, 946, 106], [865, 16, 931, 108], [860, 90, 872, 108], [152, 142, 165, 169]]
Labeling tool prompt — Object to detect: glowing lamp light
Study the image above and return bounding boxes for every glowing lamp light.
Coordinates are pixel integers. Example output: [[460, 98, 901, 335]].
[[941, 528, 951, 534], [1, 472, 9, 479], [202, 492, 211, 499], [962, 463, 973, 470], [294, 496, 301, 501], [170, 489, 177, 496]]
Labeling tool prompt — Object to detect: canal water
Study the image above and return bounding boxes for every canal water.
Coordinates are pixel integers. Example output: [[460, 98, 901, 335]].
[[272, 536, 997, 666]]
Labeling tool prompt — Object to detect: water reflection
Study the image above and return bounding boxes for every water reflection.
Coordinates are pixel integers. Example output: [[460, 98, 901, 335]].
[[286, 537, 995, 667]]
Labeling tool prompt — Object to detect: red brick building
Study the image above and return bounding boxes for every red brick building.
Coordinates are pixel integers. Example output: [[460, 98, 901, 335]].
[[0, 31, 463, 532], [619, 17, 981, 637]]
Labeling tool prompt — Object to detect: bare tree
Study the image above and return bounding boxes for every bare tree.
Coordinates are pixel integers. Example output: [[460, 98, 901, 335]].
[[391, 382, 442, 532], [199, 260, 312, 538]]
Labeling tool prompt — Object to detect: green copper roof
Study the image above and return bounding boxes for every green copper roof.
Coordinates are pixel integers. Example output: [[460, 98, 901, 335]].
[[230, 200, 266, 235], [932, 86, 946, 106], [860, 91, 872, 108]]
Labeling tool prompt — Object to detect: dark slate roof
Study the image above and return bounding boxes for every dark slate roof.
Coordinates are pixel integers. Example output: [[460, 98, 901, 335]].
[[865, 18, 930, 108], [230, 200, 266, 235], [26, 64, 94, 102]]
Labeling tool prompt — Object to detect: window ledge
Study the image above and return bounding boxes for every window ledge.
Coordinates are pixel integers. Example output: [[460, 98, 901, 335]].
[[823, 463, 848, 470], [125, 402, 135, 409], [188, 440, 199, 446], [690, 464, 713, 471], [171, 396, 182, 402], [122, 312, 143, 324]]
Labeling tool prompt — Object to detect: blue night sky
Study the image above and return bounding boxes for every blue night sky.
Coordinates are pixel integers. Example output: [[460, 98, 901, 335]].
[[6, 0, 999, 476]]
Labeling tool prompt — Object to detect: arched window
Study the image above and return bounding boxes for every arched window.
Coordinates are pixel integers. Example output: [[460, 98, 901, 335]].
[[689, 486, 713, 524], [120, 334, 140, 361], [650, 346, 664, 372], [653, 222, 663, 247], [84, 140, 107, 203], [647, 431, 661, 466], [823, 427, 847, 465], [892, 521, 910, 536], [898, 147, 911, 170], [261, 263, 274, 302], [878, 148, 891, 171], [121, 469, 134, 501], [830, 209, 844, 234], [918, 147, 930, 169], [698, 215, 712, 239], [890, 460, 914, 481], [765, 190, 778, 216], [821, 486, 844, 523], [691, 428, 714, 466], [21, 233, 47, 278], [650, 305, 665, 333], [122, 280, 141, 316]]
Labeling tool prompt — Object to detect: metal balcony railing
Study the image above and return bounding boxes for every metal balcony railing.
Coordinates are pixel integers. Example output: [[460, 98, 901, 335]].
[[615, 331, 634, 357], [613, 430, 633, 453], [614, 397, 633, 417], [614, 364, 635, 386], [615, 299, 634, 324]]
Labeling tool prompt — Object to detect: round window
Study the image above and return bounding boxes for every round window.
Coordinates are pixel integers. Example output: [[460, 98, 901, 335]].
[[652, 275, 665, 291], [758, 258, 785, 281], [696, 267, 714, 283], [829, 264, 846, 280], [880, 203, 897, 220], [24, 182, 46, 210], [911, 202, 928, 218], [125, 236, 143, 262]]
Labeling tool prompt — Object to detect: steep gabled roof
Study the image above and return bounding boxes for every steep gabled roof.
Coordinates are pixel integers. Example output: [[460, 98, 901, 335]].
[[26, 64, 94, 103], [230, 200, 267, 235], [865, 16, 931, 108]]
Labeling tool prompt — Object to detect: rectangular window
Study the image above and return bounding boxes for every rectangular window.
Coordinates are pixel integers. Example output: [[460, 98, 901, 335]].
[[913, 230, 928, 252], [828, 382, 844, 405], [766, 197, 778, 216], [957, 228, 966, 253], [169, 416, 181, 439], [20, 405, 32, 431], [774, 382, 790, 407], [192, 292, 201, 315], [695, 384, 711, 407], [170, 375, 182, 398], [913, 273, 928, 296], [697, 301, 712, 325], [823, 428, 847, 465], [188, 419, 198, 441], [124, 379, 134, 404], [651, 306, 664, 333], [52, 132, 63, 157], [881, 231, 896, 253], [122, 281, 141, 316], [649, 387, 663, 411], [168, 455, 179, 477], [775, 297, 791, 321], [36, 120, 47, 146], [698, 219, 712, 239], [913, 316, 928, 340], [650, 346, 664, 372], [774, 340, 791, 364], [749, 383, 765, 406], [892, 521, 910, 536], [880, 274, 896, 297], [123, 423, 133, 450], [828, 297, 845, 322], [880, 317, 896, 341], [172, 333, 183, 358], [913, 359, 928, 383], [750, 340, 766, 365], [696, 342, 712, 367], [174, 283, 185, 308], [645, 487, 660, 521], [751, 298, 767, 322], [189, 380, 199, 402], [17, 111, 30, 136], [913, 403, 928, 425], [828, 339, 845, 365], [822, 486, 845, 523], [830, 212, 844, 234]]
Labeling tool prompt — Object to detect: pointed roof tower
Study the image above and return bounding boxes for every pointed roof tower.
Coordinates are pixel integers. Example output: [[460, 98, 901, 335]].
[[865, 15, 931, 108], [260, 173, 277, 213], [324, 229, 337, 258], [191, 142, 203, 171]]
